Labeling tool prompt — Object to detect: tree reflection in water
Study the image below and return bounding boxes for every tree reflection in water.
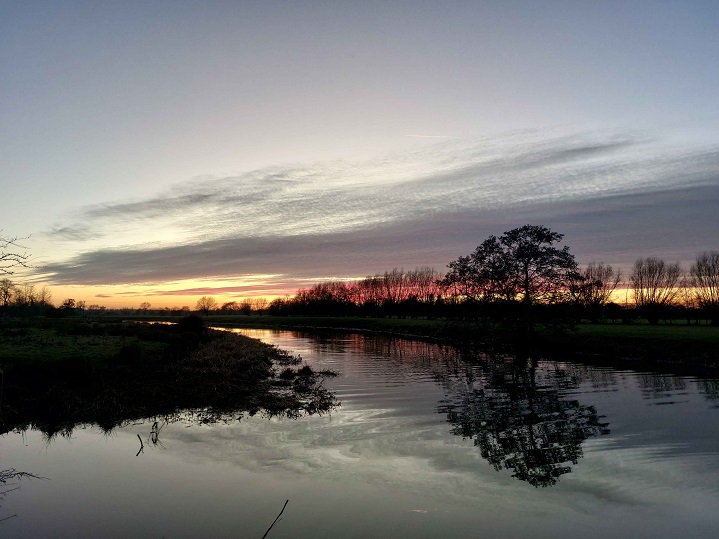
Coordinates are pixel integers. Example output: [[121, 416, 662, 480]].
[[438, 356, 610, 487]]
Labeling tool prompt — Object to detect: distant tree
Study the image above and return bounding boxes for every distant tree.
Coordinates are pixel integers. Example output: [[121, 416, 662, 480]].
[[406, 267, 444, 303], [138, 302, 151, 312], [221, 301, 240, 313], [630, 257, 683, 324], [13, 283, 37, 307], [61, 298, 76, 310], [87, 304, 107, 317], [251, 297, 268, 313], [195, 296, 218, 315], [37, 285, 52, 306], [690, 251, 719, 325], [1, 233, 30, 275], [239, 300, 254, 315], [570, 262, 622, 321], [0, 278, 15, 307]]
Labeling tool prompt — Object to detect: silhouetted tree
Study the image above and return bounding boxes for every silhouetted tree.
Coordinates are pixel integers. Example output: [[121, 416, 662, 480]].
[[37, 285, 52, 306], [630, 257, 683, 324], [195, 296, 218, 315], [690, 251, 719, 325], [0, 278, 14, 307], [443, 225, 579, 333], [446, 225, 579, 307], [221, 301, 241, 313], [570, 262, 622, 322]]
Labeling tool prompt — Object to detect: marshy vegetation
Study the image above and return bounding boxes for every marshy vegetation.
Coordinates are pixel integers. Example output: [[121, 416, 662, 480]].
[[0, 316, 337, 437]]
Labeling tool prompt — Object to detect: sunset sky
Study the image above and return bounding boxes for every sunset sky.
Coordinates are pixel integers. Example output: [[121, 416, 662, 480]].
[[2, 1, 718, 308]]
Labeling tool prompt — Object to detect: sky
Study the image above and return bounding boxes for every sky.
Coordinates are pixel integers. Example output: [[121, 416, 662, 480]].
[[2, 1, 718, 308]]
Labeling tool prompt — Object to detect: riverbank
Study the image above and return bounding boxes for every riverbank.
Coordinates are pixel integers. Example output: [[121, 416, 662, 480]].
[[179, 315, 719, 374], [0, 317, 337, 436]]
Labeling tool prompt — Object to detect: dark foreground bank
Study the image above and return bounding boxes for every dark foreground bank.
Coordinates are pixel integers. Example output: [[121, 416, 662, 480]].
[[0, 317, 337, 436]]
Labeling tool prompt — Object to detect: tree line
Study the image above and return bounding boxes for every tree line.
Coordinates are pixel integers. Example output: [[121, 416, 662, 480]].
[[2, 226, 717, 325], [264, 225, 719, 326]]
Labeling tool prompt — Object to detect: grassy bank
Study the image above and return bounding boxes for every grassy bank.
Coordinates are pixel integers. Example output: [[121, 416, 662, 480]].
[[0, 317, 337, 436]]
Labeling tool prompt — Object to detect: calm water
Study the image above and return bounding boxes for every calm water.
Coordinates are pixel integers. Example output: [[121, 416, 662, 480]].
[[2, 329, 719, 538]]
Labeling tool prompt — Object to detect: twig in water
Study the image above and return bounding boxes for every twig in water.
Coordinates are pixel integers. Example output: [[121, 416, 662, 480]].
[[261, 499, 288, 539], [135, 434, 144, 456]]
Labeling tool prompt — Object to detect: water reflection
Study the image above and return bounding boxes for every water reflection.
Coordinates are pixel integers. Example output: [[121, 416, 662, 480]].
[[438, 357, 610, 487], [3, 329, 719, 538], [699, 378, 719, 408], [242, 329, 613, 486], [249, 330, 719, 488]]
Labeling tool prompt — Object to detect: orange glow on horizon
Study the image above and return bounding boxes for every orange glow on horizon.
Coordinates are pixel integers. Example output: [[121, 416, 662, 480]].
[[37, 277, 299, 309], [34, 274, 369, 309]]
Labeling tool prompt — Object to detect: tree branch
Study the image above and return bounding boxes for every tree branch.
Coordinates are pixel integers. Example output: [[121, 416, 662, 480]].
[[261, 499, 289, 539], [0, 233, 31, 275]]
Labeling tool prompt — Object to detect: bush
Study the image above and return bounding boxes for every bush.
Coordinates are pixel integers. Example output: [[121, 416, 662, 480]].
[[177, 315, 207, 335]]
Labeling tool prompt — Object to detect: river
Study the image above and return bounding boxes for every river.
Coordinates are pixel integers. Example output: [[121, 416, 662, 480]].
[[2, 328, 718, 538]]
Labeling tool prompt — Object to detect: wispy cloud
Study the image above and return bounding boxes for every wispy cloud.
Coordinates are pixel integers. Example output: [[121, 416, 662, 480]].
[[404, 134, 460, 138], [41, 128, 719, 286]]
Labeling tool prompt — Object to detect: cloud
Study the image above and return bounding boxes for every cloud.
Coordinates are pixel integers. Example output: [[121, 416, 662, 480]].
[[81, 193, 218, 221], [404, 134, 460, 138], [41, 128, 719, 286], [49, 224, 101, 241]]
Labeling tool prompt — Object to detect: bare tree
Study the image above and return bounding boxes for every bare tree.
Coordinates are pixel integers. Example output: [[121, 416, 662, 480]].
[[195, 296, 218, 315], [630, 257, 683, 324], [37, 285, 52, 306], [0, 278, 15, 307], [570, 262, 622, 320], [0, 234, 30, 275], [690, 251, 719, 325], [251, 297, 268, 313], [220, 301, 240, 312], [12, 283, 37, 307]]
